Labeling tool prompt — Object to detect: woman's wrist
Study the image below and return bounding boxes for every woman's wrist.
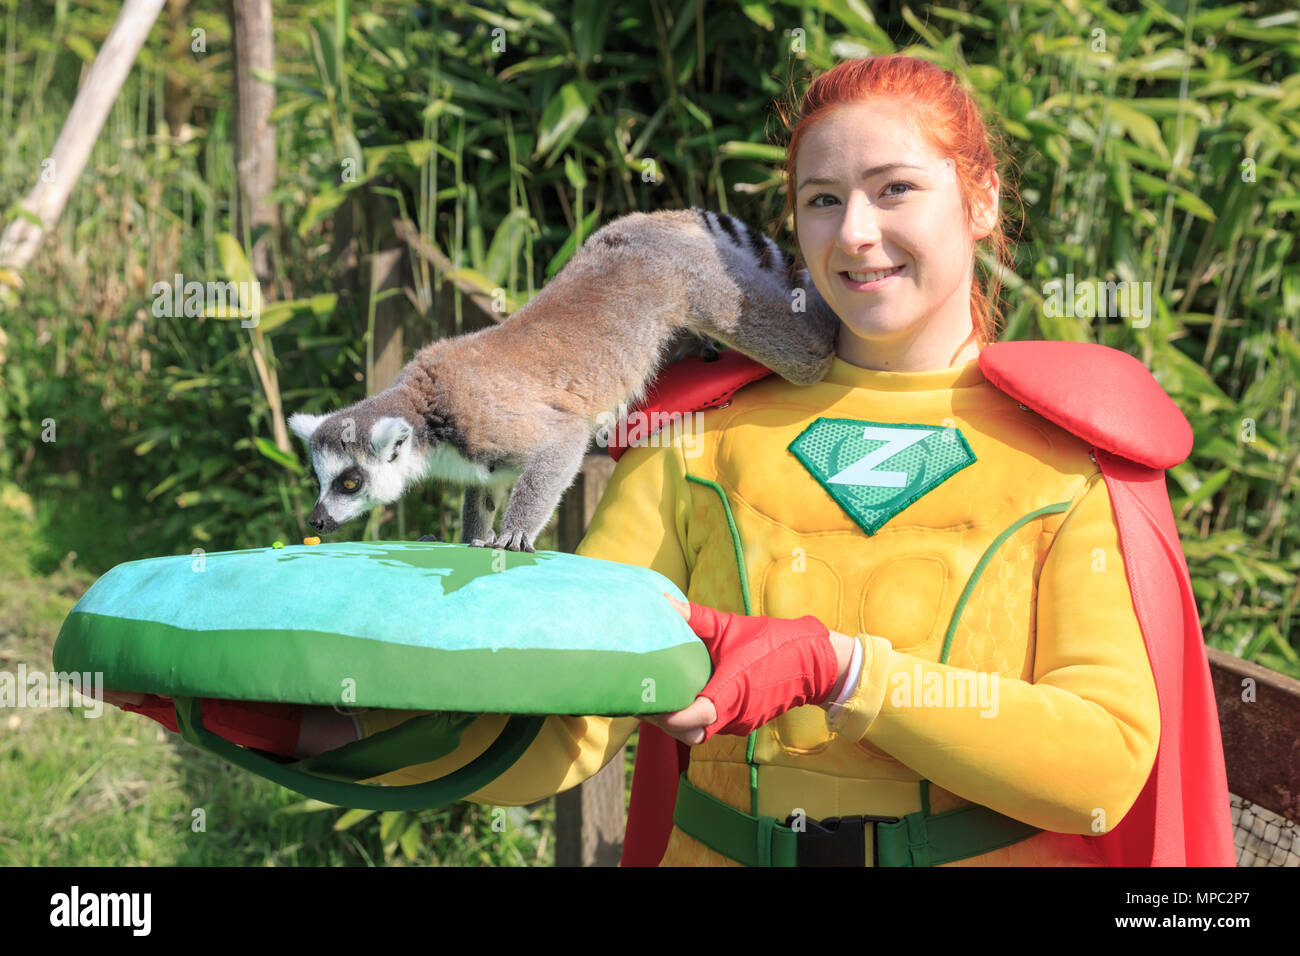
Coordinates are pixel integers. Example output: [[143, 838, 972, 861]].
[[818, 630, 859, 708]]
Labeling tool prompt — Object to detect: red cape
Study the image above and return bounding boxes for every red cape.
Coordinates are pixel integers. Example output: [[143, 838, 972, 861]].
[[614, 343, 1236, 867]]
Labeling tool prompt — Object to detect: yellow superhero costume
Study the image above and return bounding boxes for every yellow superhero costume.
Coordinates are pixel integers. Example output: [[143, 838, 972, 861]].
[[350, 351, 1162, 866]]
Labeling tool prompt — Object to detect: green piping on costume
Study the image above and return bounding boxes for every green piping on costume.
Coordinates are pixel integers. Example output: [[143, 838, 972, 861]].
[[922, 498, 1073, 817], [684, 472, 761, 817], [938, 500, 1073, 666]]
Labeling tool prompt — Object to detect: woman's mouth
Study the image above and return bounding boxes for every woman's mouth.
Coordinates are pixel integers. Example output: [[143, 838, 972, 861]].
[[840, 265, 904, 291]]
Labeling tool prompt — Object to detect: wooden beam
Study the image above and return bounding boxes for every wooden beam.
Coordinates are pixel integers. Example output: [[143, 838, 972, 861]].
[[1208, 647, 1300, 824], [554, 452, 625, 866], [393, 218, 505, 331]]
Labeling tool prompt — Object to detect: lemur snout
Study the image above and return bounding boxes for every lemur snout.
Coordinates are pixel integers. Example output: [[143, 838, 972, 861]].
[[308, 504, 338, 533]]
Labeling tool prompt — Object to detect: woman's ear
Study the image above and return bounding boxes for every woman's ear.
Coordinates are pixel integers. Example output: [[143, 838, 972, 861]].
[[971, 172, 1000, 241]]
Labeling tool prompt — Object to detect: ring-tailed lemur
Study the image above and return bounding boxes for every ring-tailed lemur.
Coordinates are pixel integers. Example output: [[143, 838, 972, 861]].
[[287, 207, 840, 552]]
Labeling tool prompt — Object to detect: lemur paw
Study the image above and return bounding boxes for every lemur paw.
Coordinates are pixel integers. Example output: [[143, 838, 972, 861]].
[[499, 529, 535, 553], [467, 530, 533, 552]]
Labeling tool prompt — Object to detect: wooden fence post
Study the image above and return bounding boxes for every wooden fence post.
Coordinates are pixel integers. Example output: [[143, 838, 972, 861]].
[[1208, 647, 1300, 824], [554, 452, 625, 866], [364, 248, 412, 396]]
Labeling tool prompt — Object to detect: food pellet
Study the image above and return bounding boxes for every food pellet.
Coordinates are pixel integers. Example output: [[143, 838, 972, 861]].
[[303, 536, 321, 546]]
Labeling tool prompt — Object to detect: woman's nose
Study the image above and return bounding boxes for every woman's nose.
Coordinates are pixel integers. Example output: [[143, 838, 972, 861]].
[[838, 194, 883, 249]]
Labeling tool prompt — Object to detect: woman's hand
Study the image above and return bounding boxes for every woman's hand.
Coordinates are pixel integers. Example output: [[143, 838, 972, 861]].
[[97, 688, 151, 709], [641, 595, 856, 746]]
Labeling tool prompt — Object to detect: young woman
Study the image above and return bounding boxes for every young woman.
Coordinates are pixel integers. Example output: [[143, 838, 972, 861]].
[[104, 55, 1234, 866]]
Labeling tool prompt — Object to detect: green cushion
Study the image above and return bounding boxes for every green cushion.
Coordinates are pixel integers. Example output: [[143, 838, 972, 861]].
[[53, 541, 709, 715]]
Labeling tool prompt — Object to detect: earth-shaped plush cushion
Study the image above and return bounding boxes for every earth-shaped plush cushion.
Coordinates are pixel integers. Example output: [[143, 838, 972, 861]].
[[54, 541, 709, 715], [53, 541, 711, 810]]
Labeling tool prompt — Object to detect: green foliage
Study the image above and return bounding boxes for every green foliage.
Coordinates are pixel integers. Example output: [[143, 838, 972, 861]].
[[11, 0, 1294, 665]]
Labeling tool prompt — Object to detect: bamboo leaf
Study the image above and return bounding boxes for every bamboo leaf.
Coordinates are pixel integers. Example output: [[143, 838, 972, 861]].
[[1265, 195, 1300, 215], [1129, 171, 1217, 221], [572, 0, 609, 65], [738, 0, 775, 30], [379, 810, 404, 841], [1176, 468, 1231, 513], [719, 141, 786, 163], [497, 54, 567, 83], [298, 187, 352, 238], [215, 234, 257, 291], [399, 819, 424, 860], [1106, 100, 1170, 162], [64, 35, 97, 63], [255, 437, 303, 474], [333, 808, 376, 831], [535, 81, 595, 161], [256, 294, 339, 334], [484, 208, 532, 288]]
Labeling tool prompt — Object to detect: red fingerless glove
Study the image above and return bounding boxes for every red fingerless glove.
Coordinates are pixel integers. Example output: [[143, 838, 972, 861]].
[[121, 695, 303, 757], [685, 601, 841, 742]]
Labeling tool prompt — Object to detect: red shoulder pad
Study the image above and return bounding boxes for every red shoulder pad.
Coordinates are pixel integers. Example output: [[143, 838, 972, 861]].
[[978, 341, 1193, 470], [607, 351, 774, 462]]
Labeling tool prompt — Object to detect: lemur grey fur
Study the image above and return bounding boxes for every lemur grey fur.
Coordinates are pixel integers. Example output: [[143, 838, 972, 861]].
[[287, 207, 840, 552]]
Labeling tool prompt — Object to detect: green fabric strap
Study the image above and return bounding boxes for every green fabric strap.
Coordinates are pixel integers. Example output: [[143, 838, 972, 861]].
[[172, 696, 542, 811], [296, 710, 480, 782], [673, 773, 798, 867], [875, 799, 1041, 866], [673, 772, 1038, 867]]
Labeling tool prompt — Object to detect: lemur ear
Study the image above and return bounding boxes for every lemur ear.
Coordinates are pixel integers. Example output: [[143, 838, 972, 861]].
[[370, 417, 413, 463], [287, 412, 327, 443]]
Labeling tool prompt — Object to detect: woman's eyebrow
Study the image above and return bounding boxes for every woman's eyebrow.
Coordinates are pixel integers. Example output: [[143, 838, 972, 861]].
[[797, 162, 927, 191]]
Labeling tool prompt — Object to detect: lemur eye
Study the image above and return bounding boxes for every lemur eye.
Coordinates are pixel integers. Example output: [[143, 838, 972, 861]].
[[342, 478, 359, 491]]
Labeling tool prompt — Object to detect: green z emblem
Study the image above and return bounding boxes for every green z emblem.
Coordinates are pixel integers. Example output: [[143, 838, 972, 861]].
[[787, 418, 976, 535]]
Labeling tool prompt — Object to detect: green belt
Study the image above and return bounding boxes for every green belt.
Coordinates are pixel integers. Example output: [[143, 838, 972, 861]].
[[672, 772, 1042, 866]]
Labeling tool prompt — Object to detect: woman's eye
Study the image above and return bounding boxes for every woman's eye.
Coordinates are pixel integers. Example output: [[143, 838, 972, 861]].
[[805, 193, 837, 208], [884, 181, 915, 198]]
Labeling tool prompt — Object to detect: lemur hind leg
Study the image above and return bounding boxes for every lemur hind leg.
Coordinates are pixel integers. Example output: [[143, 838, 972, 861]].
[[472, 425, 590, 553], [459, 484, 500, 545]]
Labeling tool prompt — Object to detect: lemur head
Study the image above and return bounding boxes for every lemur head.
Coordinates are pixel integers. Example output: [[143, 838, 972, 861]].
[[287, 408, 425, 533]]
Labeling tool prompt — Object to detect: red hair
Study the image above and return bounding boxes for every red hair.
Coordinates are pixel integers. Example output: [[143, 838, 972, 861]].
[[775, 55, 1019, 346]]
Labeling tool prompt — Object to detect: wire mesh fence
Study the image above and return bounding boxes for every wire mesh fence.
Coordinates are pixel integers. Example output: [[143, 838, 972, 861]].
[[1231, 793, 1299, 867]]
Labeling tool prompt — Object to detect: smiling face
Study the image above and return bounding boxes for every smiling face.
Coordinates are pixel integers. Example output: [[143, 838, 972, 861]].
[[793, 99, 998, 371]]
